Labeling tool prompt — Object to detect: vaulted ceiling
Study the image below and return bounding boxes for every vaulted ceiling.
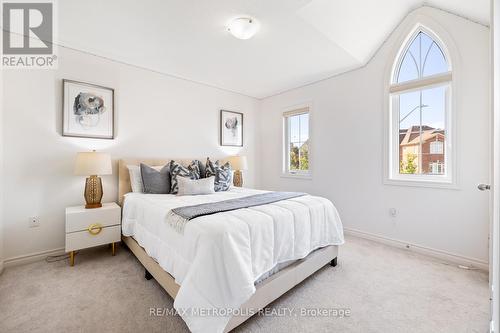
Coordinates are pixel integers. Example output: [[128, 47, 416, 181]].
[[55, 0, 489, 99]]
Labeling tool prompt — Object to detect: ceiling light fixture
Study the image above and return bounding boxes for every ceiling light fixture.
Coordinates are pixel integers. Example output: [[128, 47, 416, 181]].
[[227, 17, 259, 40]]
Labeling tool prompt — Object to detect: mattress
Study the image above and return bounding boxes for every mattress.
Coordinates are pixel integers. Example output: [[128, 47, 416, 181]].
[[122, 187, 344, 333]]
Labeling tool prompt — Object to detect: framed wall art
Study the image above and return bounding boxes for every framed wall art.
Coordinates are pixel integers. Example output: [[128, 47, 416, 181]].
[[220, 110, 243, 147], [62, 79, 114, 139]]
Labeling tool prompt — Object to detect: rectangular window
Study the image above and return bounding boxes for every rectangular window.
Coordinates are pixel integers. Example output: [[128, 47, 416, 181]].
[[397, 85, 446, 176], [389, 82, 453, 186], [283, 108, 310, 177], [430, 141, 444, 154]]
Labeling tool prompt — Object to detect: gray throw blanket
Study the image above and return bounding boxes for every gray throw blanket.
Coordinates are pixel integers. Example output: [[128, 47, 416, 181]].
[[166, 191, 307, 233]]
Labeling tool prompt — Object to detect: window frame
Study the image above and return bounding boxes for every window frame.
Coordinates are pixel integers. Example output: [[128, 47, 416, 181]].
[[384, 23, 458, 189], [282, 105, 312, 179]]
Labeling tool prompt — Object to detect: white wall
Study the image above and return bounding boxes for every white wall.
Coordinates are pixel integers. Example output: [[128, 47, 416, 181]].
[[259, 7, 491, 264], [1, 47, 259, 261]]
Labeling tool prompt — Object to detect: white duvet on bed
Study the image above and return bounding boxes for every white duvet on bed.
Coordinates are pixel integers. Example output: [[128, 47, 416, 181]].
[[122, 187, 344, 333]]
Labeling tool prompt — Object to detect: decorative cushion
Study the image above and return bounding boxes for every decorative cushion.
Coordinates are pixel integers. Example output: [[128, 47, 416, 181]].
[[205, 158, 232, 192], [127, 165, 144, 193], [169, 160, 201, 194], [177, 176, 215, 196], [140, 163, 171, 194], [196, 159, 206, 179], [128, 164, 164, 193]]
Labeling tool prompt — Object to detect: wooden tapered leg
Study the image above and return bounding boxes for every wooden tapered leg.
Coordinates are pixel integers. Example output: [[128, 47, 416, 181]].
[[70, 251, 75, 266], [111, 242, 116, 256]]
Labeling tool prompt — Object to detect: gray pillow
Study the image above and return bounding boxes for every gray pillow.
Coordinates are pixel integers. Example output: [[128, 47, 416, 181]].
[[169, 160, 201, 194], [140, 163, 171, 194], [205, 158, 232, 192]]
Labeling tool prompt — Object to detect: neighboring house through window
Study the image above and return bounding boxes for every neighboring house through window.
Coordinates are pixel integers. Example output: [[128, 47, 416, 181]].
[[387, 25, 454, 186], [283, 107, 310, 177]]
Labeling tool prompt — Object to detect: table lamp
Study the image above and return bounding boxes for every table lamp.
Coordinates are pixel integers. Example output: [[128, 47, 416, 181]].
[[74, 151, 112, 209], [228, 155, 248, 187]]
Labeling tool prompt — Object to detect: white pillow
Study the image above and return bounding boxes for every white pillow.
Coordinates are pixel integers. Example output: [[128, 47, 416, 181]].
[[127, 165, 144, 193], [127, 164, 163, 193], [177, 176, 215, 196]]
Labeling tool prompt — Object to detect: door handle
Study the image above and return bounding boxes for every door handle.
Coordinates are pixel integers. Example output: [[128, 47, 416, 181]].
[[478, 184, 491, 191]]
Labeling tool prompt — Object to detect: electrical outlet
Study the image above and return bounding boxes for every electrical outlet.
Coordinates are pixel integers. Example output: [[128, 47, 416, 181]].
[[389, 208, 397, 217], [29, 216, 40, 228]]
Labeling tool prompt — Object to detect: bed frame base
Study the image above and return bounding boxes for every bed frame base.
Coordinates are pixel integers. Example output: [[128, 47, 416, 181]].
[[122, 236, 338, 332]]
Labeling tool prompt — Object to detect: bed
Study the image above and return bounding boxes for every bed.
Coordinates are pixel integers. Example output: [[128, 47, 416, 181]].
[[118, 158, 344, 333]]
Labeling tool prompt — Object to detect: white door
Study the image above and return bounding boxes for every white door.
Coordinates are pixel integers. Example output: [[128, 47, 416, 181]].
[[490, 1, 499, 331]]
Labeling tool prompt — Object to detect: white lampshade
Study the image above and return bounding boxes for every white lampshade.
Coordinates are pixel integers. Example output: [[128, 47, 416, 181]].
[[228, 155, 248, 170], [227, 17, 260, 40], [74, 151, 112, 176]]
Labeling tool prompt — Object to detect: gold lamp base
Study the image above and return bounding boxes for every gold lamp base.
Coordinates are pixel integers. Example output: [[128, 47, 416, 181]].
[[233, 170, 243, 187], [84, 175, 103, 209]]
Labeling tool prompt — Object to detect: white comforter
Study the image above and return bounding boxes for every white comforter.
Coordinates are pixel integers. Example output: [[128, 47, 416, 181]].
[[122, 187, 344, 333]]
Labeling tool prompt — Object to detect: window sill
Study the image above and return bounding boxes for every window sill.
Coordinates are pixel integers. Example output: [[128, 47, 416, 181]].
[[281, 173, 312, 180], [384, 177, 459, 190]]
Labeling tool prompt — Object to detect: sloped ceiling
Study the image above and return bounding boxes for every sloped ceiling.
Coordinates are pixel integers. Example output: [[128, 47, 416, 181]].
[[52, 0, 489, 98]]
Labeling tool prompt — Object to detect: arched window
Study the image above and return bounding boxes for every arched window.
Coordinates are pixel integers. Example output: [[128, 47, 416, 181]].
[[395, 31, 449, 83], [388, 27, 453, 185]]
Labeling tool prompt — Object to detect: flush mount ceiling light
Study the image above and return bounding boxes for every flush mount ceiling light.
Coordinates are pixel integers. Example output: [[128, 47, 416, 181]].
[[227, 17, 259, 40]]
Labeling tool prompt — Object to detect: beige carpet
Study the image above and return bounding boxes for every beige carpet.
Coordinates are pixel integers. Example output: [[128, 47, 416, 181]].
[[0, 236, 490, 333]]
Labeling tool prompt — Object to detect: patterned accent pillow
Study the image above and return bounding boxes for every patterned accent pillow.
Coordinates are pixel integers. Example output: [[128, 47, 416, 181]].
[[196, 159, 206, 179], [169, 160, 201, 194], [205, 158, 232, 192]]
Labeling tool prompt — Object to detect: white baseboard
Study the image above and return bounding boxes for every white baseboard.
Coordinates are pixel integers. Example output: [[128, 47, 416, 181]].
[[344, 228, 489, 272], [3, 247, 65, 268]]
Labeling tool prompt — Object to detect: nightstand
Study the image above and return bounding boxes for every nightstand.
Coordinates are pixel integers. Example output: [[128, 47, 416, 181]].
[[65, 202, 121, 266]]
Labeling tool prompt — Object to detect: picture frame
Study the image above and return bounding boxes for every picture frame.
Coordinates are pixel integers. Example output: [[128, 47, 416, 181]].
[[62, 79, 115, 139], [220, 110, 243, 147]]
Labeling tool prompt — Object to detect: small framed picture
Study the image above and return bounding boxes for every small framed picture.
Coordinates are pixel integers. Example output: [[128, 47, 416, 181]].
[[220, 110, 243, 146], [62, 79, 114, 139]]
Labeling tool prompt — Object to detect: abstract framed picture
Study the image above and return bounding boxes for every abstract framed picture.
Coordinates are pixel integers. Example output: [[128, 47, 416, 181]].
[[62, 79, 114, 139], [220, 110, 243, 147]]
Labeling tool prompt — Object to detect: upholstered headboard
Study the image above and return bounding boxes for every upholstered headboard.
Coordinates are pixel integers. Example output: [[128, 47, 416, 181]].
[[118, 157, 221, 206]]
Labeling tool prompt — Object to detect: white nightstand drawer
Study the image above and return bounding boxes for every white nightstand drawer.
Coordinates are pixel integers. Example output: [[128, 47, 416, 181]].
[[66, 203, 120, 233], [65, 225, 121, 252]]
